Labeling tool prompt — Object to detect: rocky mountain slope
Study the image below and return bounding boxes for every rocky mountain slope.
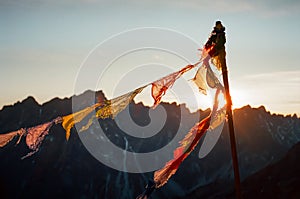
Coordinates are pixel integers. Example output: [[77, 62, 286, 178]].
[[185, 141, 300, 199], [0, 90, 299, 199]]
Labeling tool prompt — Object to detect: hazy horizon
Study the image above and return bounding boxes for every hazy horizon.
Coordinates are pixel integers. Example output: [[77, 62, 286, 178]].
[[1, 88, 298, 117]]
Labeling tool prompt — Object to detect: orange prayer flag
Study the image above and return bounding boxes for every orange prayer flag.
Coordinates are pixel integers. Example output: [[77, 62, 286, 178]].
[[21, 118, 59, 159], [0, 128, 26, 148]]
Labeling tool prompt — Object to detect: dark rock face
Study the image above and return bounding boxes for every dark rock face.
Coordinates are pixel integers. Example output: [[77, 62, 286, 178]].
[[233, 105, 300, 179], [179, 106, 300, 199], [0, 92, 299, 199], [240, 141, 300, 199], [186, 141, 300, 199]]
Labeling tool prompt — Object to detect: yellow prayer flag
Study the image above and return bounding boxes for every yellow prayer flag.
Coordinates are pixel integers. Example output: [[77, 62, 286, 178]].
[[96, 86, 145, 119], [79, 86, 145, 133], [62, 103, 101, 140]]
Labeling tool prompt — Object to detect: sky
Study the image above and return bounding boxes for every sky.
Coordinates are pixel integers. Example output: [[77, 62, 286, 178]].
[[1, 0, 300, 116]]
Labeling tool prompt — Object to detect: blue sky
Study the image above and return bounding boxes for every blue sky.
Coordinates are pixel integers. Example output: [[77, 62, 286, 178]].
[[1, 0, 300, 115]]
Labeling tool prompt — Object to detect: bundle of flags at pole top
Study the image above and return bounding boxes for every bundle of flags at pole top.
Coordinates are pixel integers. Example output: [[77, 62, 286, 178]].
[[0, 41, 226, 195]]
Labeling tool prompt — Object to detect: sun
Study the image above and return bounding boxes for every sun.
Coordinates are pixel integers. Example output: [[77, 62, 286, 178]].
[[230, 89, 249, 109]]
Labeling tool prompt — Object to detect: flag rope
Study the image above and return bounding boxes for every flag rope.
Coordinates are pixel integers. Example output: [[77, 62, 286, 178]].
[[0, 59, 202, 156], [0, 24, 238, 198]]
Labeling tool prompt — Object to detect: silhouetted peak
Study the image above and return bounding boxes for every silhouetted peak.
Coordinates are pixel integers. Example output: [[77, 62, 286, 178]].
[[234, 105, 251, 112], [95, 90, 107, 102], [21, 96, 40, 107], [42, 97, 67, 106], [242, 104, 252, 110], [257, 105, 267, 112], [234, 105, 271, 116]]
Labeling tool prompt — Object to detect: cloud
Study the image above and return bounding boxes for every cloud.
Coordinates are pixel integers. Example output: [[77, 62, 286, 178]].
[[237, 70, 300, 95], [287, 100, 300, 105], [242, 70, 300, 86]]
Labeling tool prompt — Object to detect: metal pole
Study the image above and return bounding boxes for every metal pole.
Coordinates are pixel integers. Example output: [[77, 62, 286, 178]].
[[221, 62, 242, 199]]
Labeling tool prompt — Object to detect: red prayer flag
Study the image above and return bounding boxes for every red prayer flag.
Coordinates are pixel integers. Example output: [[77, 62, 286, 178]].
[[153, 115, 211, 187], [151, 64, 194, 107]]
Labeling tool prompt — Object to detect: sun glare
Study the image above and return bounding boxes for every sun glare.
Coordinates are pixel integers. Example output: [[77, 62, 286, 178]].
[[230, 89, 249, 109]]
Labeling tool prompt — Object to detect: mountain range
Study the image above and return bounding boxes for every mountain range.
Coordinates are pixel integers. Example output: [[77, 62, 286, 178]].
[[0, 90, 299, 199]]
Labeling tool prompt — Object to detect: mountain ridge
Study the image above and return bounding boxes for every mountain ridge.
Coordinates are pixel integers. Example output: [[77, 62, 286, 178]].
[[1, 90, 298, 122], [0, 90, 299, 199]]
